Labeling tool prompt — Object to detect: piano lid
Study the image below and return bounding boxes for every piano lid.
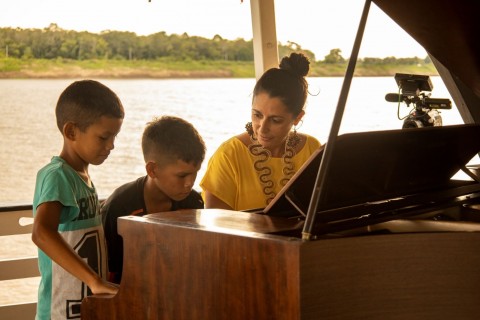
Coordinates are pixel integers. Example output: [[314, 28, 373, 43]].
[[372, 0, 480, 98]]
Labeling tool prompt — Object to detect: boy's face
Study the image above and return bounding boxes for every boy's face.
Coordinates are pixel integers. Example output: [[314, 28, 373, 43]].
[[74, 116, 123, 166], [151, 159, 201, 201]]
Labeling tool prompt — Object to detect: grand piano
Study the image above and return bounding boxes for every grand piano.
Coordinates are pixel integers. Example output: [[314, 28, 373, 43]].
[[82, 0, 480, 318]]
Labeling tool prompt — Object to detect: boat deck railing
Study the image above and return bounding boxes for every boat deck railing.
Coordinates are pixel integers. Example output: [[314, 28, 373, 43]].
[[0, 204, 38, 319]]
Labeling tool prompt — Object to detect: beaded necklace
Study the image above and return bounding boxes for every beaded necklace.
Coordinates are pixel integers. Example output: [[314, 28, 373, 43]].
[[247, 131, 300, 206]]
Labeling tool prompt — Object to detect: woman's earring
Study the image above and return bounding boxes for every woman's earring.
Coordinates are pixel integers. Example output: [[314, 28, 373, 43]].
[[245, 122, 254, 138], [287, 125, 301, 148]]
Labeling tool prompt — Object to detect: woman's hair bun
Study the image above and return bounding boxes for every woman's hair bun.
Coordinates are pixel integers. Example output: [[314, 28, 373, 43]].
[[279, 52, 310, 78]]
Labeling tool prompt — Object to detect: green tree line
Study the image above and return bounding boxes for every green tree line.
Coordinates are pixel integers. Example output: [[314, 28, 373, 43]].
[[323, 48, 431, 66], [1, 24, 430, 66], [0, 24, 316, 62]]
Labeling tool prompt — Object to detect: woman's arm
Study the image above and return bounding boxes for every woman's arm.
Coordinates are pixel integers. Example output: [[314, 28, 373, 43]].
[[204, 190, 233, 210], [32, 201, 118, 295]]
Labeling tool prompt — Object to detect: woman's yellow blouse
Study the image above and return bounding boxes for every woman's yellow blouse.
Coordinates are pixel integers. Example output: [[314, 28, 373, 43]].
[[200, 135, 321, 211]]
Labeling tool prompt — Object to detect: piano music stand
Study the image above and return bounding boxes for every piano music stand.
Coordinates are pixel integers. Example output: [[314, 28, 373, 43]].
[[263, 124, 480, 235]]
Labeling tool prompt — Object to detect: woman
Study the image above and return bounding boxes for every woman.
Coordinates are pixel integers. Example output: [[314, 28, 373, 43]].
[[200, 52, 321, 211]]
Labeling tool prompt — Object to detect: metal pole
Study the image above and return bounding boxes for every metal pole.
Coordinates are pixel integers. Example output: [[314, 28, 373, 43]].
[[302, 0, 372, 240]]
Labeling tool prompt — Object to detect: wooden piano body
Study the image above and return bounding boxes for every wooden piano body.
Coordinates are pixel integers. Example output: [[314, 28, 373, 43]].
[[82, 209, 480, 319], [82, 123, 480, 319], [83, 0, 480, 318]]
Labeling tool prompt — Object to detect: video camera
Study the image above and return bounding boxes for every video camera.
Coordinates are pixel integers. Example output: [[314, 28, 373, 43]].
[[385, 73, 452, 128]]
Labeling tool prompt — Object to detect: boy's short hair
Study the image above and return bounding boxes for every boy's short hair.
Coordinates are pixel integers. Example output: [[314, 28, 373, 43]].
[[55, 80, 125, 132], [142, 116, 206, 167]]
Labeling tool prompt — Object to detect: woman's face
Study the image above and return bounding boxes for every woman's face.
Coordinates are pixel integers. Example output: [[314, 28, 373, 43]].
[[251, 92, 303, 155]]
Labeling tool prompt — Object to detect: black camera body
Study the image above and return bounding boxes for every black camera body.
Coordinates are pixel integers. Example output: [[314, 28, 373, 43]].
[[386, 73, 452, 128]]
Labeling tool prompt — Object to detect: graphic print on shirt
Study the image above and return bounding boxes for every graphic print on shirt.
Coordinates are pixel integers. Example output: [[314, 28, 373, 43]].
[[75, 194, 99, 221], [51, 228, 105, 319]]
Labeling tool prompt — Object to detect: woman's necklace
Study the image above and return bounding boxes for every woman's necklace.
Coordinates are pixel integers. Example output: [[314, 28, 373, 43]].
[[248, 133, 299, 206]]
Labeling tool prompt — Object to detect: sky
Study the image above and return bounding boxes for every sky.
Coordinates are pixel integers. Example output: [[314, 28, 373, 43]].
[[1, 0, 428, 60]]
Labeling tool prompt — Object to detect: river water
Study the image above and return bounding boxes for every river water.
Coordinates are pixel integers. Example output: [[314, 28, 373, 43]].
[[0, 76, 464, 205]]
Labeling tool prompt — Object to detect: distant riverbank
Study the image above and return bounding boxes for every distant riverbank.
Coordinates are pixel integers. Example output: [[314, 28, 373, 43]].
[[0, 58, 438, 79]]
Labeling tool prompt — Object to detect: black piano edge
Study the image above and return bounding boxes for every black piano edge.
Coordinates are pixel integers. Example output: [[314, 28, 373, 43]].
[[265, 181, 480, 239]]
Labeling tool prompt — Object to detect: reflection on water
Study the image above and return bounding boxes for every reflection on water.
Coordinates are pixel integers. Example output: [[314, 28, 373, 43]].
[[0, 77, 463, 205]]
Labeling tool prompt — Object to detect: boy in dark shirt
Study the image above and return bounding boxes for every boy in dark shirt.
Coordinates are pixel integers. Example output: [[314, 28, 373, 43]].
[[101, 115, 206, 283]]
